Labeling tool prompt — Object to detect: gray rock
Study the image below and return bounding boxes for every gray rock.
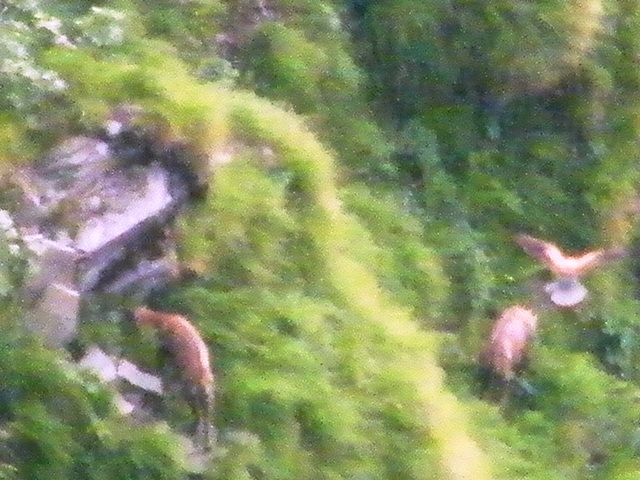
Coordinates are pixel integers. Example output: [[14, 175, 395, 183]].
[[112, 392, 138, 415], [6, 127, 190, 301], [101, 254, 179, 297], [1, 110, 204, 354], [23, 283, 80, 348], [117, 359, 163, 394], [21, 239, 80, 305], [78, 345, 119, 383]]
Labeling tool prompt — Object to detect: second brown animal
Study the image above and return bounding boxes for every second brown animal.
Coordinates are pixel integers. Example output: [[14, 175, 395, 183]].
[[479, 305, 538, 400], [132, 306, 215, 450]]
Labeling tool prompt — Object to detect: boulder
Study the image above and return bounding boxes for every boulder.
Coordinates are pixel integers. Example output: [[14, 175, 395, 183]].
[[2, 118, 198, 346], [23, 283, 80, 348]]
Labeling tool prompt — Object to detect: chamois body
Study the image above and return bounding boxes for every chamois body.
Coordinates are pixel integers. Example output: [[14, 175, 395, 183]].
[[133, 306, 215, 450], [479, 305, 538, 397]]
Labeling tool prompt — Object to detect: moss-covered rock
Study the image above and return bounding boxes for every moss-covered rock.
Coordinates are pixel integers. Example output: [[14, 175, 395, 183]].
[[4, 0, 640, 478]]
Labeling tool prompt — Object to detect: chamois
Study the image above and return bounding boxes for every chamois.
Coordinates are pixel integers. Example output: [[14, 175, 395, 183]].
[[478, 305, 538, 401], [132, 306, 215, 450]]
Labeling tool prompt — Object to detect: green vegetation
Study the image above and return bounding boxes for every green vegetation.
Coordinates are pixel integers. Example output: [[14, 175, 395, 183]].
[[2, 0, 640, 478]]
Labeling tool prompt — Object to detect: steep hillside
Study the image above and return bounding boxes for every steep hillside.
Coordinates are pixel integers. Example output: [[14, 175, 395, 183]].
[[2, 0, 640, 479]]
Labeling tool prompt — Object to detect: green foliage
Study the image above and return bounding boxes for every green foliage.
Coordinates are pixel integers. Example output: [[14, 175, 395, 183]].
[[5, 0, 640, 478], [237, 12, 391, 171], [0, 333, 192, 479], [443, 334, 640, 479], [177, 133, 487, 478], [129, 0, 237, 83], [358, 0, 607, 112], [340, 183, 449, 323]]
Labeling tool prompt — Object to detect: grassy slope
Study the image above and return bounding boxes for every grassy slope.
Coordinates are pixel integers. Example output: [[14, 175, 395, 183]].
[[4, 0, 640, 478]]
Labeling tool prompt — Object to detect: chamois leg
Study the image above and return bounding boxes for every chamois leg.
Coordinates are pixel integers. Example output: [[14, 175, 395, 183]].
[[477, 364, 511, 403], [186, 383, 215, 451], [493, 377, 511, 408]]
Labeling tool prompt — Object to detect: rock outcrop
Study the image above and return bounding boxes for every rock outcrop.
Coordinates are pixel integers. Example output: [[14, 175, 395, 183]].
[[3, 113, 201, 346]]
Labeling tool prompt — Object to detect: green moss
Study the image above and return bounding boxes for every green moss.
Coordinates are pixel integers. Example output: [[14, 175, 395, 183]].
[[0, 334, 191, 479], [173, 88, 494, 479], [6, 0, 640, 478], [341, 183, 449, 324]]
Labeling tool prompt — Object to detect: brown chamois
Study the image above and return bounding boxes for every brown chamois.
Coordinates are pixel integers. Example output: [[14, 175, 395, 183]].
[[133, 306, 215, 450], [478, 305, 538, 400], [515, 234, 626, 307]]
